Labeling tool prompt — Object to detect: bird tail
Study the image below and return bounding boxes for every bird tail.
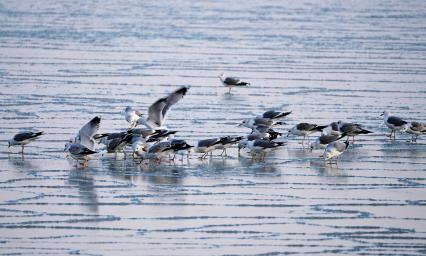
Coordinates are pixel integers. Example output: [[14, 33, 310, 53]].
[[274, 142, 286, 147], [311, 125, 328, 132], [276, 111, 292, 119], [359, 129, 373, 134]]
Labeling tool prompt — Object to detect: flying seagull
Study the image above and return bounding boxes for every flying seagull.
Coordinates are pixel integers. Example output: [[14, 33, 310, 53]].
[[218, 73, 250, 94], [136, 86, 189, 129], [8, 131, 44, 153]]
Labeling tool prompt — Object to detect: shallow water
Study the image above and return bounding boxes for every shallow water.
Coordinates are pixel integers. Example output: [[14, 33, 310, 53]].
[[1, 0, 426, 255]]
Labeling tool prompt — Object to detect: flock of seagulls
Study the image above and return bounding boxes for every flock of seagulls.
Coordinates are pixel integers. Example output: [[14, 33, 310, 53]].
[[7, 74, 426, 167]]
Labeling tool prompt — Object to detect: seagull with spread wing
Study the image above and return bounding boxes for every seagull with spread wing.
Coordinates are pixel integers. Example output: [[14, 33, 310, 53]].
[[136, 86, 189, 130]]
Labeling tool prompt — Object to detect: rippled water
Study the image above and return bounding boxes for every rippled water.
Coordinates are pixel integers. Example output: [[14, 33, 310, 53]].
[[1, 0, 426, 255]]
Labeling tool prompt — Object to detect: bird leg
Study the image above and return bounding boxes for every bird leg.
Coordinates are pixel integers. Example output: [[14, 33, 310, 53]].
[[228, 87, 232, 94], [21, 145, 24, 154]]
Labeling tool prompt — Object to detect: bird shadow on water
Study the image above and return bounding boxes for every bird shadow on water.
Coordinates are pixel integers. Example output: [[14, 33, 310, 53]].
[[66, 170, 99, 213], [7, 154, 40, 172]]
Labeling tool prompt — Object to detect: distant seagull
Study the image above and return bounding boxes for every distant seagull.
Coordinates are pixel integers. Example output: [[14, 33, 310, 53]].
[[287, 123, 328, 145], [240, 117, 284, 129], [194, 138, 222, 159], [310, 133, 346, 151], [239, 139, 285, 160], [380, 111, 408, 139], [323, 141, 350, 164], [337, 121, 373, 144], [260, 110, 292, 120], [214, 136, 244, 156], [74, 116, 101, 150], [238, 134, 266, 154], [64, 142, 98, 167], [136, 86, 189, 129], [124, 107, 144, 128], [405, 122, 426, 142], [218, 73, 250, 94], [8, 131, 44, 153]]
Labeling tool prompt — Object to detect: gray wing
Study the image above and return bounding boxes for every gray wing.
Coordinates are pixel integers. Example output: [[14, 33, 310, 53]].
[[319, 134, 339, 144], [148, 98, 167, 127], [388, 116, 407, 126], [297, 123, 316, 131], [254, 117, 272, 126], [14, 132, 43, 142], [253, 140, 275, 148], [223, 77, 241, 85], [129, 128, 154, 138], [253, 125, 269, 134], [340, 123, 360, 133], [161, 86, 189, 121], [69, 144, 97, 156], [148, 142, 171, 153], [78, 116, 101, 150], [198, 138, 219, 147], [262, 110, 280, 119]]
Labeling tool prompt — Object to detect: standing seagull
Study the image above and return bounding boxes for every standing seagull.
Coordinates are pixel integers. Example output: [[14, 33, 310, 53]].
[[239, 139, 285, 160], [287, 123, 328, 146], [405, 122, 426, 142], [8, 131, 44, 153], [136, 86, 189, 129], [310, 133, 346, 151], [381, 111, 407, 139], [337, 121, 373, 144], [323, 141, 350, 164], [218, 73, 250, 94], [64, 143, 98, 167]]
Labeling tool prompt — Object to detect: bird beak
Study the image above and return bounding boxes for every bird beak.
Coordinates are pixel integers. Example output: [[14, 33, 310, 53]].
[[380, 113, 384, 116], [286, 132, 290, 137], [237, 123, 243, 127]]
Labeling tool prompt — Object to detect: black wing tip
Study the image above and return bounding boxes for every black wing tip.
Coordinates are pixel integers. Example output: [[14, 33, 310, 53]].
[[176, 86, 189, 95]]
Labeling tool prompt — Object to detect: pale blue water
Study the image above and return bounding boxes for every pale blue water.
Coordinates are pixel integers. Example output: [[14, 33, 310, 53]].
[[0, 0, 425, 255]]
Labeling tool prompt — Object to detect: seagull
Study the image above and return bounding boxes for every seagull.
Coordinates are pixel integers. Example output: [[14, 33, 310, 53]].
[[141, 141, 174, 163], [214, 136, 244, 156], [260, 110, 292, 120], [8, 131, 44, 153], [323, 141, 350, 164], [64, 142, 98, 167], [106, 133, 133, 159], [405, 122, 426, 142], [131, 136, 147, 159], [287, 123, 328, 145], [310, 133, 346, 151], [124, 106, 144, 128], [94, 131, 131, 146], [240, 117, 284, 129], [136, 86, 189, 129], [218, 73, 250, 94], [252, 125, 282, 140], [380, 111, 408, 139], [239, 139, 285, 160], [74, 116, 101, 150], [337, 121, 373, 144], [194, 138, 222, 159], [168, 139, 194, 160]]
